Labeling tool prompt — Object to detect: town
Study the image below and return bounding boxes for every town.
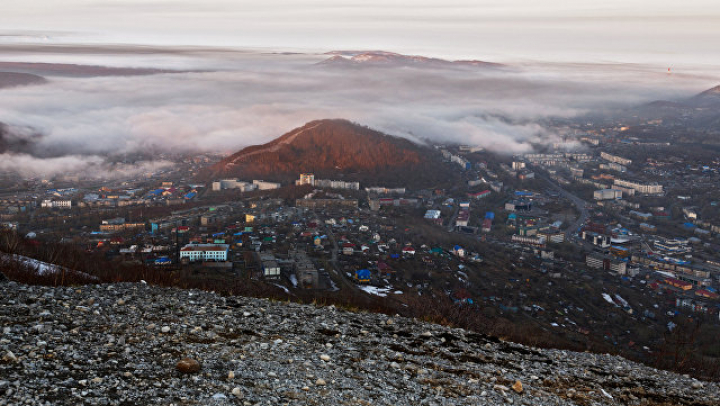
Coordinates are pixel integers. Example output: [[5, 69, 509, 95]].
[[2, 119, 720, 377]]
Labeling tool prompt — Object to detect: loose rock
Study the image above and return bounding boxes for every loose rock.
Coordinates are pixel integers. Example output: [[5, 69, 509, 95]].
[[176, 358, 201, 374]]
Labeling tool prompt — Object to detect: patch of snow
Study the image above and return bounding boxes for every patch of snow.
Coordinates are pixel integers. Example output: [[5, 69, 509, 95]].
[[393, 291, 403, 295], [601, 293, 616, 305], [288, 274, 298, 287], [1, 253, 97, 281], [272, 283, 290, 294], [359, 286, 391, 297], [656, 270, 675, 278]]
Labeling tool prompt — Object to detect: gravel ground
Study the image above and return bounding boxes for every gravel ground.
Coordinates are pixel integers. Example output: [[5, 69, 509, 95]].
[[0, 279, 717, 405]]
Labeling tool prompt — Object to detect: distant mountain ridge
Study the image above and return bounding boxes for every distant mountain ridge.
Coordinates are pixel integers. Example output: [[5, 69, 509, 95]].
[[319, 50, 504, 69], [0, 71, 46, 89], [623, 84, 720, 134], [0, 62, 184, 77], [208, 119, 454, 188]]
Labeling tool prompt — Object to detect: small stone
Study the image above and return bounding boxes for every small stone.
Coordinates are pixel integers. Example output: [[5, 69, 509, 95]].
[[320, 354, 331, 362], [146, 324, 156, 330], [692, 382, 703, 389], [91, 377, 103, 384], [512, 380, 523, 394], [116, 299, 125, 305], [385, 318, 394, 325], [390, 362, 400, 369], [228, 371, 235, 380], [2, 351, 17, 363], [316, 378, 326, 386], [231, 387, 243, 399], [493, 384, 509, 392], [176, 358, 201, 374], [161, 326, 171, 333], [302, 386, 310, 391]]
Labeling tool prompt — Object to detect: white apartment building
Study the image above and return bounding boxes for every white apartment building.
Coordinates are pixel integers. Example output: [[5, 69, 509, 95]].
[[41, 199, 72, 209], [179, 244, 229, 262], [613, 179, 663, 195], [600, 152, 632, 166]]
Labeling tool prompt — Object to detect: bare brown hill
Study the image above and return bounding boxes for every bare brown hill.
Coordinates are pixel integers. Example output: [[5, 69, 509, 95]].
[[207, 119, 455, 188]]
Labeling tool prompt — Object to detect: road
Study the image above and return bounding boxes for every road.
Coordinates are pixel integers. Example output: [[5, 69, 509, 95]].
[[537, 173, 590, 238], [446, 204, 459, 232]]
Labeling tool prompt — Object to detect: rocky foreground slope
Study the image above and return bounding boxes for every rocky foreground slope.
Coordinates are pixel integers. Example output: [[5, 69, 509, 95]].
[[0, 280, 717, 406]]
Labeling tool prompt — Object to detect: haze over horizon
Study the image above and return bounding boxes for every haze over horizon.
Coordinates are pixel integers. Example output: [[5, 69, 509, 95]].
[[2, 0, 720, 65]]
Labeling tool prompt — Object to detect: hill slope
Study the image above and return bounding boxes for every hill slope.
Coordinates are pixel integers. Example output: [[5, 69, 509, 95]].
[[209, 119, 454, 188], [0, 281, 717, 405]]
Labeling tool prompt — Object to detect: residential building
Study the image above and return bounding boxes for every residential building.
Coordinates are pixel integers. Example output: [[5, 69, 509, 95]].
[[613, 179, 663, 195], [252, 180, 281, 190], [297, 173, 315, 186], [586, 253, 628, 274], [424, 210, 442, 225], [212, 179, 256, 192], [511, 235, 546, 246], [455, 208, 470, 227], [258, 253, 281, 279], [296, 199, 358, 209], [290, 250, 319, 289], [600, 152, 632, 166], [41, 199, 72, 209], [468, 190, 491, 199], [179, 244, 229, 262], [599, 162, 627, 172], [593, 189, 623, 200]]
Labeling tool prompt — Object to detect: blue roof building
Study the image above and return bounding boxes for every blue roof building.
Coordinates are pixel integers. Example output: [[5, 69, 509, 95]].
[[354, 269, 371, 284]]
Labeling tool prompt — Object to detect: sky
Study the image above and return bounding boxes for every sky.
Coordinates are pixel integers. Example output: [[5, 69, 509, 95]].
[[1, 1, 720, 64], [1, 1, 719, 178]]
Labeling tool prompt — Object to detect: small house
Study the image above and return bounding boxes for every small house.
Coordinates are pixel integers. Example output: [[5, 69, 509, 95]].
[[377, 261, 393, 278], [354, 269, 371, 284]]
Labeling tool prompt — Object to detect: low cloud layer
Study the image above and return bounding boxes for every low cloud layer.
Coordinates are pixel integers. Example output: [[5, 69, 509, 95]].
[[0, 47, 718, 178]]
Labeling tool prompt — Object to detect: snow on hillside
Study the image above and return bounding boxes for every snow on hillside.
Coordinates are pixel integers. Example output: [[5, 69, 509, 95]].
[[0, 253, 97, 281]]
